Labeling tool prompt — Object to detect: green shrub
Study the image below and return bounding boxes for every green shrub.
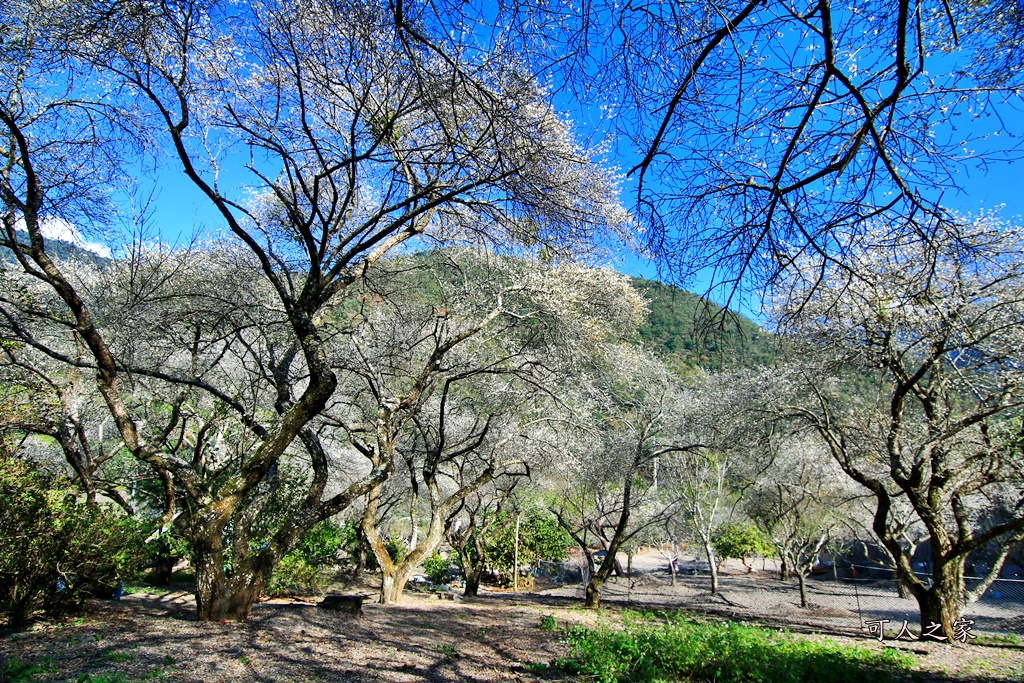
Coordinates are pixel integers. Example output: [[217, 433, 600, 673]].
[[383, 535, 406, 564], [267, 554, 330, 595], [551, 612, 914, 683], [480, 513, 572, 573], [0, 459, 147, 629], [337, 521, 405, 572], [422, 552, 452, 585], [266, 520, 346, 595], [713, 523, 773, 569], [292, 519, 346, 566]]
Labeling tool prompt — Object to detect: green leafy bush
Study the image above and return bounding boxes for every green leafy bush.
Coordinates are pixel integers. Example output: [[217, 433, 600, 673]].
[[483, 513, 572, 572], [267, 553, 330, 595], [337, 521, 405, 572], [383, 535, 407, 564], [267, 520, 346, 595], [0, 458, 147, 629], [713, 522, 774, 570], [551, 612, 914, 683], [422, 552, 453, 584], [292, 519, 346, 566]]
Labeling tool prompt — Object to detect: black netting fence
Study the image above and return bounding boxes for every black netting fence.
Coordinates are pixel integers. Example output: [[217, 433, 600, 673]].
[[526, 556, 1024, 639], [534, 559, 584, 584]]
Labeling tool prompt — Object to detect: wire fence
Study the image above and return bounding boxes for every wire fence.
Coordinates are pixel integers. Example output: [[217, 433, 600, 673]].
[[534, 558, 584, 584], [529, 556, 1024, 639], [838, 561, 1024, 603]]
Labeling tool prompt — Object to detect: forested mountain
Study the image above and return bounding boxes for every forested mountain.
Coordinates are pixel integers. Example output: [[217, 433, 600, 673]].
[[633, 279, 773, 371], [3, 240, 773, 371], [380, 251, 775, 371], [0, 239, 111, 268]]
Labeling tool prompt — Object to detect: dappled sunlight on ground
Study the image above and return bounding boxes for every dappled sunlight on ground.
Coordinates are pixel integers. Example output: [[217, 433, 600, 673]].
[[2, 560, 1022, 683]]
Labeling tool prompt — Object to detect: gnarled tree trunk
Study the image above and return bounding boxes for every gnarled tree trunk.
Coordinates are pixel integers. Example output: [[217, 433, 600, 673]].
[[463, 566, 483, 596], [584, 564, 608, 609], [904, 558, 964, 642], [454, 538, 486, 597], [364, 479, 450, 605], [192, 528, 274, 621]]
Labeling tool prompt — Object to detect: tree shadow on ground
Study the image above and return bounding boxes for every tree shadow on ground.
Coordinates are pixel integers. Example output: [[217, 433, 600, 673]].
[[1, 586, 1020, 683]]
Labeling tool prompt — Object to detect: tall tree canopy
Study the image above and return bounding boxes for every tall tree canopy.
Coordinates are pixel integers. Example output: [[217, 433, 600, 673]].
[[0, 0, 627, 621], [771, 217, 1024, 639], [401, 0, 1024, 295]]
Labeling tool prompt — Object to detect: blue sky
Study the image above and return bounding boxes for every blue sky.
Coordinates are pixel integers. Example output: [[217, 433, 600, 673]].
[[131, 112, 1021, 319], [120, 30, 1024, 320]]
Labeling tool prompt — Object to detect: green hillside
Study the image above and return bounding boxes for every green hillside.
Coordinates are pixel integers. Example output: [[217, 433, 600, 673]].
[[1, 242, 773, 371], [632, 278, 773, 371], [382, 251, 775, 371]]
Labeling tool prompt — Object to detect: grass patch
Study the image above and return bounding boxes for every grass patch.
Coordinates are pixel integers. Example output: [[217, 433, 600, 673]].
[[122, 584, 172, 597], [549, 611, 914, 683], [1, 656, 55, 682], [435, 644, 458, 658], [105, 651, 134, 663], [75, 674, 127, 683], [139, 654, 177, 681], [973, 632, 1020, 646]]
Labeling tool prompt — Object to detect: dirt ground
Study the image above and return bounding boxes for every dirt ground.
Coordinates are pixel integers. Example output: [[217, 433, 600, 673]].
[[3, 553, 1023, 683], [2, 588, 573, 683], [547, 552, 1024, 639]]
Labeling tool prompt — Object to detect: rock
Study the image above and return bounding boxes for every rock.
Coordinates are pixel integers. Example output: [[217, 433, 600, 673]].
[[317, 594, 366, 615]]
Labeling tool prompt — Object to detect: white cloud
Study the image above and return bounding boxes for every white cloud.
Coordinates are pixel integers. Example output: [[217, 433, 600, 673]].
[[14, 217, 112, 259]]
